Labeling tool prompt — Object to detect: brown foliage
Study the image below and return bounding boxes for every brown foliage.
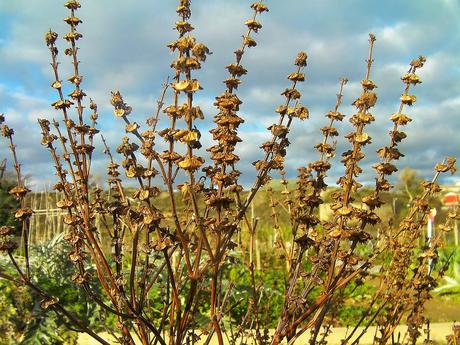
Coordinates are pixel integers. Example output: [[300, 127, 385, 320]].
[[0, 1, 457, 345]]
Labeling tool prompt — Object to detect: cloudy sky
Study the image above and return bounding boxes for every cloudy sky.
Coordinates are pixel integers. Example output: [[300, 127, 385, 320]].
[[0, 0, 459, 190]]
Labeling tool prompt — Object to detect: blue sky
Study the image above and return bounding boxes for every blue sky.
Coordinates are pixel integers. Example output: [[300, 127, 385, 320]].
[[0, 0, 459, 189]]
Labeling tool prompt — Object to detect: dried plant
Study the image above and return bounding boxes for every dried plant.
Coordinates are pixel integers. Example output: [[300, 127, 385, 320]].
[[447, 324, 460, 345], [0, 1, 457, 345]]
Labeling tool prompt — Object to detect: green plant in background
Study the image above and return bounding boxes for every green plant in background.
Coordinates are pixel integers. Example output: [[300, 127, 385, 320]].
[[434, 262, 460, 295], [0, 278, 32, 345], [222, 258, 287, 329], [0, 234, 112, 345], [0, 175, 19, 229], [337, 281, 377, 327], [434, 248, 460, 298]]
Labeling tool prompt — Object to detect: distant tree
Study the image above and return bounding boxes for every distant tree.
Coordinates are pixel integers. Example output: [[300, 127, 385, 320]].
[[397, 167, 423, 204]]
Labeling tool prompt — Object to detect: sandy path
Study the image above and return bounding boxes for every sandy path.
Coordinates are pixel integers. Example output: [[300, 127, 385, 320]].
[[78, 322, 454, 344]]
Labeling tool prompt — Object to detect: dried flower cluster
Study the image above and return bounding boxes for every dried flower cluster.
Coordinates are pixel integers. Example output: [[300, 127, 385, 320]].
[[0, 1, 457, 345], [447, 324, 460, 345]]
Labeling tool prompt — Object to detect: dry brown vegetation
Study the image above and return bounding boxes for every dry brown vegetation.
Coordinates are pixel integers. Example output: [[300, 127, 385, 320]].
[[0, 1, 458, 345]]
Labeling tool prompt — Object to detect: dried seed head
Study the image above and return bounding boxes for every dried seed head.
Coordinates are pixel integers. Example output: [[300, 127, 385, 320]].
[[287, 72, 305, 82], [64, 16, 82, 26], [89, 98, 97, 111], [326, 111, 345, 121], [390, 112, 412, 125], [63, 31, 83, 41], [411, 56, 426, 69], [401, 73, 421, 85], [15, 207, 34, 220], [72, 272, 92, 285], [226, 63, 247, 77], [353, 92, 377, 108], [9, 185, 31, 198], [243, 35, 257, 48], [251, 2, 269, 13], [400, 94, 416, 105], [68, 75, 82, 85], [176, 4, 191, 18], [172, 79, 202, 93], [40, 297, 60, 310], [178, 155, 204, 171], [245, 19, 263, 32], [125, 122, 139, 133], [68, 89, 86, 100], [51, 80, 62, 89], [0, 239, 18, 252], [45, 30, 58, 46], [1, 124, 14, 137], [0, 226, 15, 237], [65, 0, 81, 10], [361, 79, 377, 90], [175, 21, 194, 34], [446, 157, 457, 174], [435, 157, 457, 174], [368, 32, 376, 42], [295, 52, 308, 66]]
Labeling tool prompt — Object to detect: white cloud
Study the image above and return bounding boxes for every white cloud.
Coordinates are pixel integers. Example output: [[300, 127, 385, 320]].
[[0, 0, 459, 189]]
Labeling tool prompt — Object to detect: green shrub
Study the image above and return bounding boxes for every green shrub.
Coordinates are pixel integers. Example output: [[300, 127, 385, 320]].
[[0, 234, 113, 344]]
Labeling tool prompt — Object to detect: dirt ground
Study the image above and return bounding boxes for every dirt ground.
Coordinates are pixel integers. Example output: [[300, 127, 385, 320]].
[[78, 322, 455, 344]]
